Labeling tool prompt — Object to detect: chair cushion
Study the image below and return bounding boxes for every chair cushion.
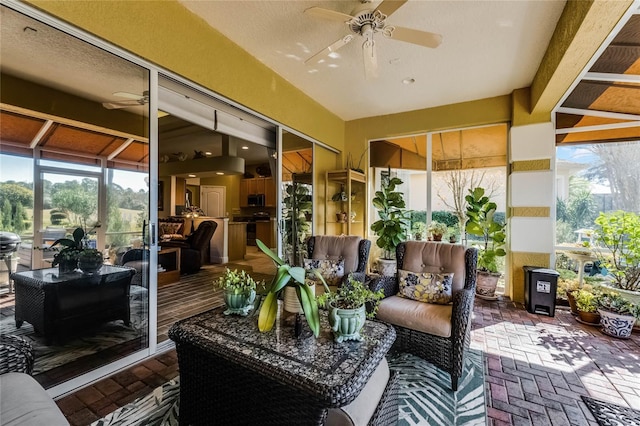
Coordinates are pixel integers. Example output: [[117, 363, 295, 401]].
[[376, 295, 452, 338], [397, 269, 454, 304], [304, 258, 344, 286], [326, 358, 390, 426], [0, 372, 70, 425], [400, 241, 468, 294], [309, 235, 362, 274]]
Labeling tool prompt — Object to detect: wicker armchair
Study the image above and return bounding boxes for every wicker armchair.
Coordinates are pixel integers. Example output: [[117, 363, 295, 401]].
[[306, 235, 371, 286], [0, 335, 34, 375], [370, 241, 478, 391]]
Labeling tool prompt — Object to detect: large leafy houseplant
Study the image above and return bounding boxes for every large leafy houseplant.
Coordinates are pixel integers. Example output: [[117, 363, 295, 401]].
[[593, 211, 640, 292], [370, 174, 410, 259], [50, 224, 102, 273], [465, 187, 506, 273], [256, 239, 328, 337]]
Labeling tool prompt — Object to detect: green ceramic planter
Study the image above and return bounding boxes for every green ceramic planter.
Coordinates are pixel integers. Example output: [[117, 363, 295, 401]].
[[223, 289, 256, 316], [328, 301, 366, 343]]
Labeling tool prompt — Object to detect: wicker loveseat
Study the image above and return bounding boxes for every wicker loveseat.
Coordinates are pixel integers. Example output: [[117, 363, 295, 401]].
[[370, 241, 478, 390]]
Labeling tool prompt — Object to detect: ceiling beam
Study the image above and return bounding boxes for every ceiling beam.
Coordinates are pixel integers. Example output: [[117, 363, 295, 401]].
[[582, 72, 640, 83], [107, 138, 134, 160], [29, 120, 54, 148], [555, 121, 640, 134], [557, 106, 640, 121]]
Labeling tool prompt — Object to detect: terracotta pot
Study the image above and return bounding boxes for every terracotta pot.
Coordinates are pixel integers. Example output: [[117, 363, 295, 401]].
[[476, 271, 500, 298], [577, 310, 601, 325], [566, 290, 579, 316], [432, 234, 443, 242]]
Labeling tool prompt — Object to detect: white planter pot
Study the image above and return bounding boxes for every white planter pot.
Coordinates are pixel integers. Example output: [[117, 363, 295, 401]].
[[283, 283, 315, 314], [600, 283, 640, 328], [375, 258, 397, 277], [598, 309, 636, 339]]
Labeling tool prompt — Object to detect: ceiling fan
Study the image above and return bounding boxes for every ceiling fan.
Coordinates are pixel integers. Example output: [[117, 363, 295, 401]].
[[102, 90, 149, 109], [304, 0, 442, 79]]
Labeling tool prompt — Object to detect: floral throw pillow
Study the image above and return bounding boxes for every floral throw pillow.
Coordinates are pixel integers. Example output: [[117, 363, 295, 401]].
[[304, 258, 345, 287], [397, 269, 454, 304]]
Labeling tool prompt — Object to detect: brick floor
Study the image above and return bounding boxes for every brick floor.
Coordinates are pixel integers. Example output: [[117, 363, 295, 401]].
[[473, 297, 640, 426], [55, 297, 640, 425]]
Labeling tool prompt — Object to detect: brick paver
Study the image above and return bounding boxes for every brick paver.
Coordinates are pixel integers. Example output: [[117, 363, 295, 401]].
[[473, 297, 640, 425]]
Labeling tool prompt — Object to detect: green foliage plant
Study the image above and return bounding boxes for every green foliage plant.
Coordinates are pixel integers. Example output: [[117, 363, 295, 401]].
[[371, 175, 410, 259], [215, 268, 259, 294], [412, 222, 426, 239], [50, 223, 101, 267], [256, 239, 328, 337], [282, 183, 312, 266], [465, 187, 506, 273], [427, 221, 448, 237], [572, 289, 600, 313], [597, 291, 640, 319], [593, 211, 640, 292], [317, 274, 384, 319]]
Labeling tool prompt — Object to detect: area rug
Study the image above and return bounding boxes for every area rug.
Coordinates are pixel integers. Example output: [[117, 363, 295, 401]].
[[582, 395, 640, 426], [0, 285, 148, 375], [92, 350, 486, 426]]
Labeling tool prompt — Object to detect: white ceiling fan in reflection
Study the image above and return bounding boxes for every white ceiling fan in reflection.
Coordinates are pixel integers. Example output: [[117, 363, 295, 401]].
[[304, 0, 442, 79], [102, 90, 149, 109]]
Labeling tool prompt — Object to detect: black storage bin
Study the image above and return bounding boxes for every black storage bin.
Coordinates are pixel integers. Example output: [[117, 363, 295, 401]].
[[524, 266, 559, 317]]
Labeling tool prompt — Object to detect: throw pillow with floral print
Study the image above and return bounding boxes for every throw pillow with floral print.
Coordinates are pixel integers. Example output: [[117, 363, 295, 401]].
[[397, 269, 454, 304], [303, 258, 345, 286]]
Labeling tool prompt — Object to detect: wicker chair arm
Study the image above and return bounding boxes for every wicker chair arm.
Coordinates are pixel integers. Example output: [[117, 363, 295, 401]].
[[0, 335, 34, 375], [451, 287, 475, 337], [368, 275, 398, 298], [344, 271, 367, 285]]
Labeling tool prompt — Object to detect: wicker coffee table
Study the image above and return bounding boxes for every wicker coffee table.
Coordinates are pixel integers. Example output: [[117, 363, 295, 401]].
[[169, 305, 396, 425]]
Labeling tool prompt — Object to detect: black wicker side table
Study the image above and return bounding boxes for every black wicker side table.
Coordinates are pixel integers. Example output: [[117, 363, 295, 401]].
[[11, 265, 135, 344], [169, 305, 396, 425]]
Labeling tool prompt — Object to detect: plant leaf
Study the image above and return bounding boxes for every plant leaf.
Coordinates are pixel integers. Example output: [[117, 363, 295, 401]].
[[271, 265, 292, 293], [289, 266, 306, 284], [256, 239, 284, 266], [298, 285, 320, 337], [258, 291, 278, 332]]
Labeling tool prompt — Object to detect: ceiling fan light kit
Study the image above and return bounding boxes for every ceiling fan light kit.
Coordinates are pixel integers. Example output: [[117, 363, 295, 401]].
[[304, 0, 442, 79]]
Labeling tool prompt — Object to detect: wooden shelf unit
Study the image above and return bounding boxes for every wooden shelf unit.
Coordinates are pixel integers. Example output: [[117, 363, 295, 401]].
[[324, 169, 366, 237]]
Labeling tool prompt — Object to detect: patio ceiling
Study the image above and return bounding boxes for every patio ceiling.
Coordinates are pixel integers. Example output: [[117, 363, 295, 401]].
[[555, 14, 640, 146]]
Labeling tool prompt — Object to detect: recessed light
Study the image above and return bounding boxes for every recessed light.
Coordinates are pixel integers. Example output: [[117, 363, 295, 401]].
[[241, 146, 249, 150], [205, 151, 212, 156], [188, 174, 196, 178], [402, 78, 415, 85], [216, 172, 224, 175]]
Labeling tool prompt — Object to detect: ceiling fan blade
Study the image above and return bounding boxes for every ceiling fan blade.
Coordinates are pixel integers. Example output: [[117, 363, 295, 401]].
[[305, 35, 355, 65], [389, 26, 442, 48], [304, 7, 354, 23], [374, 0, 408, 18], [112, 91, 144, 101], [363, 39, 378, 80], [102, 99, 142, 109]]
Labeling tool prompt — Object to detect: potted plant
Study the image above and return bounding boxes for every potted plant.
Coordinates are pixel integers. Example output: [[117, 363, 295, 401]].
[[216, 268, 260, 316], [465, 187, 506, 298], [51, 224, 102, 274], [371, 173, 410, 276], [597, 292, 640, 338], [412, 222, 427, 241], [256, 239, 328, 337], [593, 211, 640, 295], [316, 274, 384, 342], [78, 248, 104, 275], [572, 288, 601, 325], [427, 221, 448, 242]]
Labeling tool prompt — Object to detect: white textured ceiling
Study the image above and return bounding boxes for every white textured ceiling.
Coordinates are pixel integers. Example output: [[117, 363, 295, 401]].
[[179, 0, 567, 121]]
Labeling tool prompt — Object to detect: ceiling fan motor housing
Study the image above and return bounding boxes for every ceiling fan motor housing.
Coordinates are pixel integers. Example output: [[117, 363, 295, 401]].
[[349, 10, 388, 36]]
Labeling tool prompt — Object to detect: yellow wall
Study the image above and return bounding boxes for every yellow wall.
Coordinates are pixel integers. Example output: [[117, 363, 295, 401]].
[[27, 0, 344, 152]]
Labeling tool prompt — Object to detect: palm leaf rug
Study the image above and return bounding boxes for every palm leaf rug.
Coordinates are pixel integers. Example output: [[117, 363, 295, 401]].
[[92, 350, 486, 426]]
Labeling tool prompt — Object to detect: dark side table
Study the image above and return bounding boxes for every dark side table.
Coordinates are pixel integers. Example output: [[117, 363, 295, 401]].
[[169, 304, 396, 425], [11, 265, 135, 344]]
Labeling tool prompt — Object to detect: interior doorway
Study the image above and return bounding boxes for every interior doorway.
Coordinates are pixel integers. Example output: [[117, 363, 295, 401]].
[[201, 186, 226, 217]]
